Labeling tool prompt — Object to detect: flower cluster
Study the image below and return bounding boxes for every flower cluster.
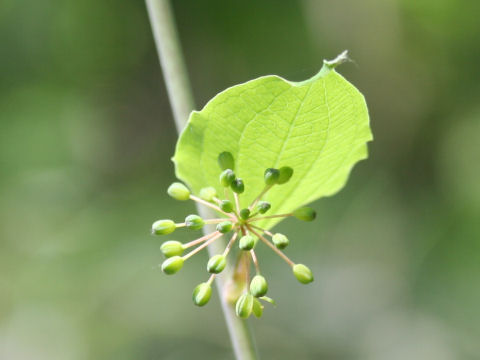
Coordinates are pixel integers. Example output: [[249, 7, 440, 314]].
[[152, 152, 316, 318]]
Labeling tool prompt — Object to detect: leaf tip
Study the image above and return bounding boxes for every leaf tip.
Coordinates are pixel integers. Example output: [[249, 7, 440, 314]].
[[323, 50, 350, 69]]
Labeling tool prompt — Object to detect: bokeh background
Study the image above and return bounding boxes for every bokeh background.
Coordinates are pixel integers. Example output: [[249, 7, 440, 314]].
[[1, 0, 479, 359]]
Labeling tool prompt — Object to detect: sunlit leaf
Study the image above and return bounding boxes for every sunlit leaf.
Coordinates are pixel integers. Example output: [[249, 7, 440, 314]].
[[173, 52, 372, 229]]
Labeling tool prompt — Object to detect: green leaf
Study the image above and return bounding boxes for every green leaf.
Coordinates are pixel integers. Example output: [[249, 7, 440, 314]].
[[173, 52, 372, 230]]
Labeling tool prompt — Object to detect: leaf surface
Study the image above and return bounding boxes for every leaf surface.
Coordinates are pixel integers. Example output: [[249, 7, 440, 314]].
[[173, 56, 372, 230]]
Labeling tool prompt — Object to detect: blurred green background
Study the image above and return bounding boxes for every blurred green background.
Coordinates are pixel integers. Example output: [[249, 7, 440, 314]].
[[1, 0, 479, 359]]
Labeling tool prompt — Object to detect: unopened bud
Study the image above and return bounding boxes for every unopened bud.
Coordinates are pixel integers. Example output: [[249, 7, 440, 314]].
[[292, 264, 314, 284], [220, 200, 234, 213], [239, 235, 255, 250], [277, 166, 294, 184], [216, 221, 233, 234], [293, 207, 316, 221], [239, 208, 250, 220], [218, 151, 235, 170], [192, 282, 212, 306], [220, 169, 235, 187], [259, 296, 276, 306], [264, 168, 280, 185], [231, 178, 244, 194], [152, 219, 176, 235], [256, 201, 271, 214], [199, 187, 217, 201], [185, 214, 204, 230], [252, 298, 264, 318], [250, 275, 268, 297], [161, 256, 184, 275], [160, 240, 184, 258], [235, 293, 254, 319], [167, 182, 190, 201], [272, 233, 289, 249], [207, 254, 227, 274]]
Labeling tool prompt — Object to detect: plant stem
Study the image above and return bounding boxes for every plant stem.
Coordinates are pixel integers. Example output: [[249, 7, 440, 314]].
[[145, 1, 258, 359], [247, 226, 295, 267]]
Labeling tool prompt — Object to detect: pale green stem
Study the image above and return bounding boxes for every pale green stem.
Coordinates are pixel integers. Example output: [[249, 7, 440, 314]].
[[248, 213, 293, 222], [182, 232, 223, 260], [248, 185, 272, 211], [207, 273, 216, 286], [233, 192, 241, 213], [183, 231, 219, 249], [145, 1, 258, 359], [190, 194, 235, 218], [222, 231, 239, 256], [248, 224, 273, 237], [247, 226, 295, 267], [205, 218, 229, 224], [250, 249, 261, 274]]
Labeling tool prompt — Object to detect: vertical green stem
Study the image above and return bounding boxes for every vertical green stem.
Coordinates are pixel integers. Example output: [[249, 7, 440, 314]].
[[145, 1, 258, 359]]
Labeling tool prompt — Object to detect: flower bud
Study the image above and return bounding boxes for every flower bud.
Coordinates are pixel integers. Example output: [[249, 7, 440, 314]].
[[192, 282, 212, 306], [252, 298, 264, 318], [220, 169, 235, 187], [216, 221, 233, 234], [293, 207, 316, 221], [292, 264, 314, 284], [160, 240, 184, 258], [250, 275, 268, 297], [259, 296, 276, 306], [231, 178, 244, 194], [199, 187, 217, 201], [207, 254, 227, 274], [239, 235, 255, 250], [220, 200, 234, 213], [185, 214, 204, 230], [277, 166, 294, 184], [152, 219, 176, 235], [272, 233, 289, 249], [264, 168, 280, 185], [256, 201, 271, 214], [218, 151, 235, 171], [239, 208, 250, 220], [167, 182, 190, 201], [161, 256, 184, 275], [235, 293, 254, 319]]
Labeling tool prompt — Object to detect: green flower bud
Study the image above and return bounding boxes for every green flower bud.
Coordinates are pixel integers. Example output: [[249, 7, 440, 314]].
[[185, 214, 204, 230], [250, 275, 268, 297], [235, 293, 254, 319], [239, 208, 250, 220], [160, 240, 184, 258], [277, 166, 294, 184], [199, 187, 217, 201], [161, 256, 184, 275], [293, 207, 316, 221], [239, 235, 255, 250], [293, 264, 314, 284], [220, 200, 234, 213], [218, 151, 235, 171], [192, 282, 212, 307], [216, 221, 233, 234], [167, 182, 190, 201], [207, 254, 227, 274], [252, 298, 264, 318], [231, 178, 244, 194], [264, 168, 280, 185], [272, 233, 289, 249], [256, 201, 271, 214], [259, 296, 276, 306], [220, 169, 235, 187], [152, 219, 176, 235]]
